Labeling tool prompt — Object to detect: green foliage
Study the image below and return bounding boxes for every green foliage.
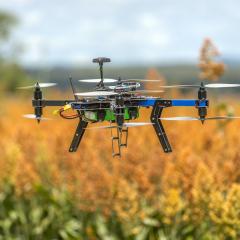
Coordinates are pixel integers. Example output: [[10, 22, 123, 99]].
[[0, 182, 232, 240], [0, 10, 31, 92], [0, 10, 17, 43], [0, 62, 31, 92], [0, 184, 82, 239]]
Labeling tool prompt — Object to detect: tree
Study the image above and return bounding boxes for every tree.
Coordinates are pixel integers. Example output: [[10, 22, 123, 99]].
[[0, 10, 17, 42], [0, 10, 30, 92], [198, 38, 225, 81]]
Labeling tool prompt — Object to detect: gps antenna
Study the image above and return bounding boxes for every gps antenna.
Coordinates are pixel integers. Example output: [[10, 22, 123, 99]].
[[92, 57, 111, 89]]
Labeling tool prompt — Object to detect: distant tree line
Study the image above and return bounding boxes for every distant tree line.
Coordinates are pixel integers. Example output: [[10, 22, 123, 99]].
[[0, 10, 30, 92]]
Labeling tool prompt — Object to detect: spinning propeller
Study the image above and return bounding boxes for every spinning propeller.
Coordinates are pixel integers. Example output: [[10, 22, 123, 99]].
[[159, 116, 240, 121], [23, 114, 51, 121], [130, 90, 164, 94], [19, 82, 57, 122], [78, 78, 162, 83], [17, 82, 57, 89], [79, 79, 117, 83], [86, 122, 154, 130], [157, 83, 240, 89], [74, 91, 118, 97]]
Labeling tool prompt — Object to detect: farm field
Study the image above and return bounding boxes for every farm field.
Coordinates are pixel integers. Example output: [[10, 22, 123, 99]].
[[1, 2, 240, 238], [1, 93, 240, 239]]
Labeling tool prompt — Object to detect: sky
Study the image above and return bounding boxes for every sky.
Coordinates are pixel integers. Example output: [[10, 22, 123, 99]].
[[0, 0, 239, 66]]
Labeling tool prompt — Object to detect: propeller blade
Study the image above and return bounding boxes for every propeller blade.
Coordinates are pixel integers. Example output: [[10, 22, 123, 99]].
[[159, 84, 199, 88], [205, 83, 240, 88], [75, 91, 118, 97], [78, 81, 240, 89], [23, 114, 51, 120], [79, 106, 126, 111], [86, 122, 153, 130], [205, 116, 240, 120], [78, 78, 117, 83], [17, 83, 57, 89], [159, 116, 240, 121], [78, 79, 162, 83], [129, 90, 164, 94], [80, 107, 112, 111], [156, 83, 240, 89], [159, 116, 199, 121], [122, 79, 162, 82], [85, 125, 116, 130], [108, 85, 131, 90], [123, 122, 154, 127]]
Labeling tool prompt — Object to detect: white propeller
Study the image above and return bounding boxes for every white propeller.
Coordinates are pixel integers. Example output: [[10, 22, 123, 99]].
[[74, 91, 118, 97], [17, 83, 57, 89], [108, 85, 132, 90], [130, 90, 164, 94], [159, 116, 199, 121], [205, 83, 240, 88], [78, 79, 162, 83], [23, 114, 51, 120], [157, 83, 240, 89], [158, 84, 199, 88], [122, 79, 162, 82], [124, 122, 154, 127], [86, 122, 154, 130], [78, 79, 117, 83], [159, 116, 240, 121]]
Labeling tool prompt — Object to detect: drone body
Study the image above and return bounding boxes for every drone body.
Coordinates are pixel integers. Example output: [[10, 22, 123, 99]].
[[22, 57, 240, 157]]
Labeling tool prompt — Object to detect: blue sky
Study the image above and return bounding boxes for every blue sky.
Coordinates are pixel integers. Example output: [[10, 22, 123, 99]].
[[0, 0, 239, 66]]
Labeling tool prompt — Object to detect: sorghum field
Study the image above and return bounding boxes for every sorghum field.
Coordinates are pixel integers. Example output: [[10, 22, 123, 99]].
[[1, 92, 240, 239]]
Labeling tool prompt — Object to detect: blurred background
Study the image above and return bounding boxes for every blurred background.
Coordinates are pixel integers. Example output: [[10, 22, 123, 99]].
[[1, 0, 240, 239]]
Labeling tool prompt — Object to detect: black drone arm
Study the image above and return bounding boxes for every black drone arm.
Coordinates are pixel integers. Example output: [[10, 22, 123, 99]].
[[32, 99, 75, 107], [151, 100, 172, 153]]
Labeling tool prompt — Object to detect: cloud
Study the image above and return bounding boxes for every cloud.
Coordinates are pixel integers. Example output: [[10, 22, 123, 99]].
[[0, 0, 240, 65]]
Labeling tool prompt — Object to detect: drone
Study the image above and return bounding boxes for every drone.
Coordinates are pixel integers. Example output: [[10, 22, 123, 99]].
[[20, 57, 240, 157]]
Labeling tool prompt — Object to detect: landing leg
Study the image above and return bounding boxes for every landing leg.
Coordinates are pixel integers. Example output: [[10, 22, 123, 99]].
[[120, 126, 128, 147], [151, 101, 172, 153], [69, 120, 88, 152], [111, 126, 121, 157]]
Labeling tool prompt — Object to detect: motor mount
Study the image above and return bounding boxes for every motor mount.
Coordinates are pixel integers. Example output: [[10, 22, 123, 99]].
[[33, 83, 43, 122], [198, 82, 207, 122]]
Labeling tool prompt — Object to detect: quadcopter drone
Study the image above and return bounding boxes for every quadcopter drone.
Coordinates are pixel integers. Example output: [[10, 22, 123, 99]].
[[20, 57, 240, 157]]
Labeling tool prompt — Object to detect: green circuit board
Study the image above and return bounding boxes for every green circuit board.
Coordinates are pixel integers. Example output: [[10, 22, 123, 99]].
[[84, 107, 139, 121]]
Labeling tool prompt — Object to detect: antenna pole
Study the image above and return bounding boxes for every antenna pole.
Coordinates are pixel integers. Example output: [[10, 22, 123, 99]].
[[69, 75, 78, 101], [99, 62, 104, 88]]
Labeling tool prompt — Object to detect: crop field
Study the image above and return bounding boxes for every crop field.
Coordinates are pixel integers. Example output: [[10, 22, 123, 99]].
[[1, 93, 240, 239], [0, 1, 240, 238]]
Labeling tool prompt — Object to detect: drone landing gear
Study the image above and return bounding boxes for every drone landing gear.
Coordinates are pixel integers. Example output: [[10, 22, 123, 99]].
[[151, 101, 172, 153], [111, 126, 128, 157], [69, 120, 88, 152], [120, 127, 128, 147]]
